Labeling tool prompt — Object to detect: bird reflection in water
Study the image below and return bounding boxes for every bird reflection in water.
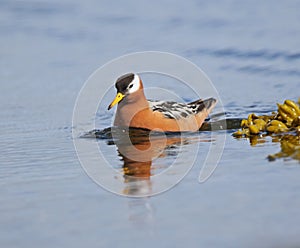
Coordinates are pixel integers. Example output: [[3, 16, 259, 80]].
[[86, 117, 232, 196], [111, 127, 187, 196]]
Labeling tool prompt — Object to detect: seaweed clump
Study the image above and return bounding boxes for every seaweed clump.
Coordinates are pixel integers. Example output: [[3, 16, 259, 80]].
[[233, 99, 300, 162]]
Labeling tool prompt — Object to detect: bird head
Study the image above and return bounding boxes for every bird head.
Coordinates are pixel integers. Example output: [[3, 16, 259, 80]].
[[108, 73, 142, 110]]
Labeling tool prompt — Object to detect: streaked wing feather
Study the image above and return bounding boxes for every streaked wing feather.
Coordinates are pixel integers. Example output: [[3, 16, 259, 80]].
[[149, 98, 216, 120], [149, 100, 195, 119]]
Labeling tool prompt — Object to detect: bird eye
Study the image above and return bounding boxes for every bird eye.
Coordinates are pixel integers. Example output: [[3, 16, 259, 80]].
[[128, 84, 133, 89]]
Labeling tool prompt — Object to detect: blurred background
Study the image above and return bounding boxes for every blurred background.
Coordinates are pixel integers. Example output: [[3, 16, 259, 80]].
[[1, 0, 300, 247]]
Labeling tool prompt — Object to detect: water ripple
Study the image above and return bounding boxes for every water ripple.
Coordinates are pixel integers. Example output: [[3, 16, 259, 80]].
[[238, 65, 300, 77], [1, 1, 77, 17], [220, 64, 300, 77], [186, 48, 300, 62]]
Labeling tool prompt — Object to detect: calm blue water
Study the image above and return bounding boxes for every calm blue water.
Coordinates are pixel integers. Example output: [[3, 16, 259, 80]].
[[1, 0, 300, 247]]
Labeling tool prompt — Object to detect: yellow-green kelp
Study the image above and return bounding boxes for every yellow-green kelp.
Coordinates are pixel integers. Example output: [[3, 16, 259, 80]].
[[233, 98, 300, 162]]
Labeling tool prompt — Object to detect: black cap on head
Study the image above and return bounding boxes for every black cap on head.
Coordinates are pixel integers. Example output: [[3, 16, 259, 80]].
[[115, 73, 135, 93]]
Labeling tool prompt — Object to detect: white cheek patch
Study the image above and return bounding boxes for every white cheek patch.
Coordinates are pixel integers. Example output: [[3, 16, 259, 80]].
[[127, 74, 140, 94]]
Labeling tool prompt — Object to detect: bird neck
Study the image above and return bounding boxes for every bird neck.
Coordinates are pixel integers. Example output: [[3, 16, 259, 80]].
[[123, 89, 148, 107], [114, 89, 149, 127]]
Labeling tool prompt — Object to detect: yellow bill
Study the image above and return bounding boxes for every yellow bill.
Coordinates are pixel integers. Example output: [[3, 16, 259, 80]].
[[108, 92, 125, 110]]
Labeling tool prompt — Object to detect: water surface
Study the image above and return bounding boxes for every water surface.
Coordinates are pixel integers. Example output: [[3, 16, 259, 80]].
[[1, 0, 300, 247]]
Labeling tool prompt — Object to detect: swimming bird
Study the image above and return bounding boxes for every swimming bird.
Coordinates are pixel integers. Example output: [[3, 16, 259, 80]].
[[108, 73, 217, 132]]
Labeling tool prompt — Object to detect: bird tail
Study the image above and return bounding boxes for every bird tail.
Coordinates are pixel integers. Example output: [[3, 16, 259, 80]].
[[188, 97, 217, 114]]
